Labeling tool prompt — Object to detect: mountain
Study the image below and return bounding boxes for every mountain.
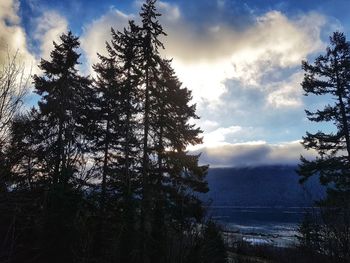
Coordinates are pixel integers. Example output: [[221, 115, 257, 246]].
[[202, 165, 325, 207]]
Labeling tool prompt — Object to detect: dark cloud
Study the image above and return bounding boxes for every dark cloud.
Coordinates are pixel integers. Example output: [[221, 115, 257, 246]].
[[192, 141, 317, 167]]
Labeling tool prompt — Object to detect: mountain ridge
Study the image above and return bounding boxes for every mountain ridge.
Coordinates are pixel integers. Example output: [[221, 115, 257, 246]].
[[202, 165, 325, 207]]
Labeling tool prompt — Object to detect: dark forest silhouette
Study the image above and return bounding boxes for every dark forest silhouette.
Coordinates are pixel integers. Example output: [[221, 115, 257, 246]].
[[0, 1, 227, 262], [0, 1, 350, 263]]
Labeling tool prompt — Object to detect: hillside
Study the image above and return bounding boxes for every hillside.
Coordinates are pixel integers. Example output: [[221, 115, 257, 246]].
[[203, 165, 325, 207]]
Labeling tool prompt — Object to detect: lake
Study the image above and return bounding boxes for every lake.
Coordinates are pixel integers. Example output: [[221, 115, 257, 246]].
[[208, 206, 316, 247]]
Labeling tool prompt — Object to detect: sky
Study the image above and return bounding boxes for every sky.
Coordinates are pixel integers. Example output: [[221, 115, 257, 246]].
[[1, 0, 349, 167]]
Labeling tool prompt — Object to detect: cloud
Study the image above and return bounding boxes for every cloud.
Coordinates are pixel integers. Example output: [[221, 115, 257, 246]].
[[81, 9, 134, 74], [79, 2, 326, 108], [77, 1, 330, 151], [158, 1, 181, 21], [0, 0, 36, 69], [203, 125, 242, 146], [199, 119, 220, 132], [266, 72, 304, 108], [165, 11, 326, 106], [33, 10, 68, 60], [193, 140, 317, 167], [0, 0, 20, 24], [165, 10, 325, 65]]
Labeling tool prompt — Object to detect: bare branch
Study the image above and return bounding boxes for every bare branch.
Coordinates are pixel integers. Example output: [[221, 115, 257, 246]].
[[0, 50, 30, 146]]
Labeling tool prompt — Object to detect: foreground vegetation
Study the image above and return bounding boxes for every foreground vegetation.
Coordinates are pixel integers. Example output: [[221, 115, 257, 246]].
[[226, 242, 334, 263]]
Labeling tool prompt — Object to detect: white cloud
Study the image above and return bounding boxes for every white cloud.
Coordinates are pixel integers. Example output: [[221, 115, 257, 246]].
[[164, 11, 326, 107], [0, 0, 20, 24], [0, 0, 36, 70], [81, 9, 134, 74], [200, 120, 220, 131], [171, 58, 233, 106], [34, 11, 68, 60], [230, 12, 325, 86], [266, 72, 304, 108], [203, 125, 242, 147], [158, 1, 180, 21]]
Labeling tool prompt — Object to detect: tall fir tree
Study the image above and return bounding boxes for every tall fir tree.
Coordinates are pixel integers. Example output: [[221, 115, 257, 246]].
[[149, 58, 208, 262], [108, 21, 143, 262], [89, 21, 142, 262], [33, 31, 92, 186], [6, 111, 42, 189], [138, 1, 166, 261], [299, 32, 350, 205], [137, 1, 209, 261], [32, 31, 92, 262]]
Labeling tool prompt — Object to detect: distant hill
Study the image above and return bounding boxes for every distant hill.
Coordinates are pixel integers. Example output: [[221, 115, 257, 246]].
[[202, 165, 325, 207]]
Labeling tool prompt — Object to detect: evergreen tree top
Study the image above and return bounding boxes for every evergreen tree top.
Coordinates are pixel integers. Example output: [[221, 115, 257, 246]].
[[37, 31, 81, 79], [302, 31, 350, 97], [140, 0, 166, 53]]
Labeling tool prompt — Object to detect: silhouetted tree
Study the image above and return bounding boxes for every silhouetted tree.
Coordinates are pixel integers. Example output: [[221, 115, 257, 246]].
[[0, 111, 48, 262], [138, 1, 166, 261], [200, 221, 227, 263], [1, 1, 210, 262], [88, 21, 142, 262], [0, 52, 28, 192], [149, 58, 208, 262], [298, 31, 350, 262], [137, 1, 209, 262], [0, 52, 28, 146], [33, 31, 91, 186], [107, 21, 142, 263], [32, 31, 92, 262]]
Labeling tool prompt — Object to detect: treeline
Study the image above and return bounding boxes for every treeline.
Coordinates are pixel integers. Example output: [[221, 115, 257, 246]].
[[0, 1, 227, 263]]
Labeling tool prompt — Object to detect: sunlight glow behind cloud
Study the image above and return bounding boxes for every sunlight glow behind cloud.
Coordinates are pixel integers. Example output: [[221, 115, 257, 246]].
[[2, 0, 341, 167], [166, 11, 326, 109], [76, 1, 330, 167]]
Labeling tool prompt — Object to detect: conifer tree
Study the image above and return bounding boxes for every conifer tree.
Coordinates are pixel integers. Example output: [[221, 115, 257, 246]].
[[89, 21, 142, 262], [1, 1, 211, 262], [138, 1, 166, 261], [33, 31, 91, 186], [108, 21, 142, 262], [299, 32, 350, 205], [200, 221, 227, 263], [299, 31, 350, 261], [136, 1, 208, 260], [149, 59, 208, 262], [0, 111, 47, 262], [32, 31, 92, 262], [6, 111, 42, 189]]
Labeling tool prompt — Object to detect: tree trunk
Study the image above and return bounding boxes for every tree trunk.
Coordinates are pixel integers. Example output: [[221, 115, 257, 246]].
[[335, 66, 350, 159], [141, 64, 151, 263]]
